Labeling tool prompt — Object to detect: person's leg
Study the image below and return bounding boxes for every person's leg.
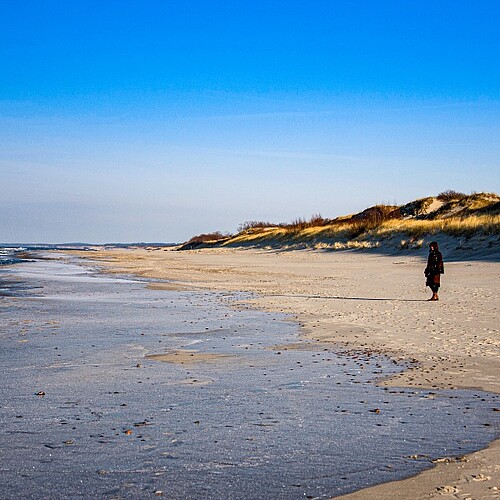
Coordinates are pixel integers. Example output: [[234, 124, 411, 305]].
[[430, 283, 439, 301]]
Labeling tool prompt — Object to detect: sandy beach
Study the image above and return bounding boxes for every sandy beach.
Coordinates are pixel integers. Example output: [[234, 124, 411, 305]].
[[68, 246, 500, 499]]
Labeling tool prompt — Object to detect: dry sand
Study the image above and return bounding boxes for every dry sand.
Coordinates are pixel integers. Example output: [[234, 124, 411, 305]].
[[69, 247, 499, 499], [146, 349, 231, 364]]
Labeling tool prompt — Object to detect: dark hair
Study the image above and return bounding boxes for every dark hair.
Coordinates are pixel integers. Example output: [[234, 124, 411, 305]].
[[429, 241, 439, 250]]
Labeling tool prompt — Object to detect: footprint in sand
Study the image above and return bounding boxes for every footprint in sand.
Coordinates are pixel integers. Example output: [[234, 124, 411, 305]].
[[436, 485, 459, 494], [470, 474, 491, 481]]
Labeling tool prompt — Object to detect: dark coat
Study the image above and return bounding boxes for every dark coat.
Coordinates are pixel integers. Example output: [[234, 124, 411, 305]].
[[425, 249, 444, 286]]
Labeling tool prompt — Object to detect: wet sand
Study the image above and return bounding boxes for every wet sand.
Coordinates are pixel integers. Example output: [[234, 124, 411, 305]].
[[68, 247, 500, 499]]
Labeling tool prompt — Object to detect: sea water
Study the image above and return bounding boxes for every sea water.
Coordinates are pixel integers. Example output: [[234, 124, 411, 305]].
[[0, 246, 29, 267], [0, 254, 498, 499]]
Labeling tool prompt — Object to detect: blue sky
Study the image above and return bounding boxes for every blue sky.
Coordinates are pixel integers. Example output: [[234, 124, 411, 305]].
[[1, 1, 499, 243]]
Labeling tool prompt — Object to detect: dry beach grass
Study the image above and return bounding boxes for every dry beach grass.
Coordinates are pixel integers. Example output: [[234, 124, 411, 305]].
[[67, 245, 500, 499], [182, 192, 500, 253]]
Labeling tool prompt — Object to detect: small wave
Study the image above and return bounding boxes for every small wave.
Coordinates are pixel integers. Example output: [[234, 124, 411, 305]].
[[0, 247, 27, 252]]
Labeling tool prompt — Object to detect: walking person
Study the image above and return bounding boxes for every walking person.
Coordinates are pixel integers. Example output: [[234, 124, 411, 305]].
[[424, 241, 444, 301]]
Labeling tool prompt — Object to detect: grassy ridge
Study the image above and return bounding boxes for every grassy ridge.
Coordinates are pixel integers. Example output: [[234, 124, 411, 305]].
[[222, 214, 500, 250], [181, 192, 500, 251]]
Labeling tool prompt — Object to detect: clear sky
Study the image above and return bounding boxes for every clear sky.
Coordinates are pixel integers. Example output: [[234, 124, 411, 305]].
[[1, 1, 499, 243]]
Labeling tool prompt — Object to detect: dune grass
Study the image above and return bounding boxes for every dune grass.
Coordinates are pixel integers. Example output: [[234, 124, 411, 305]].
[[183, 192, 500, 250], [373, 214, 500, 239], [222, 214, 500, 248]]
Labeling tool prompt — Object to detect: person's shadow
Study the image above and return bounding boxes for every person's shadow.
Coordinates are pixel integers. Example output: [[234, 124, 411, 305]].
[[269, 294, 427, 302]]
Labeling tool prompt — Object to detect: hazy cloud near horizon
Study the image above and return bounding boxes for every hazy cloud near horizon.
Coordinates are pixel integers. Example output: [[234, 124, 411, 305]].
[[1, 1, 499, 243]]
